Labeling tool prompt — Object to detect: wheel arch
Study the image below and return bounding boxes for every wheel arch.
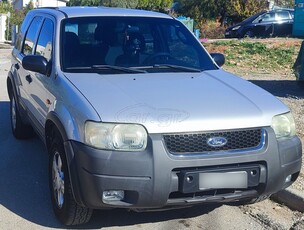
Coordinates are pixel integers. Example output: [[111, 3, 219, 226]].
[[45, 112, 69, 151], [7, 76, 13, 100], [7, 71, 16, 100], [45, 111, 86, 207]]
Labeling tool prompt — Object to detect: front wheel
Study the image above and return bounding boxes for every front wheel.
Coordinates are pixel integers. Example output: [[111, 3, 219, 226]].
[[243, 30, 254, 38], [49, 132, 93, 225]]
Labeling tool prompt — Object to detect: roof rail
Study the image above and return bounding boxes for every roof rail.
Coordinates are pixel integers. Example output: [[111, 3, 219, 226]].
[[37, 7, 60, 10], [272, 6, 294, 11]]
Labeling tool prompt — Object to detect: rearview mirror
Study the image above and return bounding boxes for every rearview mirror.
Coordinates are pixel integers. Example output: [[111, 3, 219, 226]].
[[22, 55, 51, 76], [210, 53, 225, 67]]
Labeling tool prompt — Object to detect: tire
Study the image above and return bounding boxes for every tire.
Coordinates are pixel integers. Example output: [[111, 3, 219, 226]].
[[243, 30, 254, 38], [10, 95, 33, 139], [48, 131, 93, 225]]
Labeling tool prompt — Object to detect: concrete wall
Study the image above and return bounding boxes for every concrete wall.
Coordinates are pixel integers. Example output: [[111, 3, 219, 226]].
[[0, 14, 7, 42], [12, 0, 68, 10], [37, 0, 67, 7]]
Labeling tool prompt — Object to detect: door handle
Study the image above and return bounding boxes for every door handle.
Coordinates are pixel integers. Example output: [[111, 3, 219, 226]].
[[25, 75, 32, 83]]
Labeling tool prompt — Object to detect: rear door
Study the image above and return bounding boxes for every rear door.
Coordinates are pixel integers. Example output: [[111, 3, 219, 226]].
[[18, 15, 55, 137], [273, 11, 293, 37], [17, 16, 43, 126], [28, 17, 55, 136]]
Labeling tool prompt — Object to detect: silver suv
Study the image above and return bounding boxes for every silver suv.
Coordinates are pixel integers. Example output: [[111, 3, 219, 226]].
[[7, 6, 302, 226]]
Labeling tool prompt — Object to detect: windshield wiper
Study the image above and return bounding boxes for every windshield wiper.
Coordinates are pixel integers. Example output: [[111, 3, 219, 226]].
[[91, 65, 147, 73], [152, 64, 202, 72], [65, 65, 147, 74]]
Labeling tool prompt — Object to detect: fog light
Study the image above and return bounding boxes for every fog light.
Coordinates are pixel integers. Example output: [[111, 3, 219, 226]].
[[102, 190, 125, 202], [285, 175, 292, 183]]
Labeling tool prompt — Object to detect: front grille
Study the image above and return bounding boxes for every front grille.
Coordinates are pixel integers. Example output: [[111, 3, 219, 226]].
[[163, 129, 264, 154]]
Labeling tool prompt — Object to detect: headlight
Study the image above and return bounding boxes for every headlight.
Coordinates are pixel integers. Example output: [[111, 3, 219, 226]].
[[85, 121, 148, 151], [271, 112, 296, 139], [232, 26, 241, 31]]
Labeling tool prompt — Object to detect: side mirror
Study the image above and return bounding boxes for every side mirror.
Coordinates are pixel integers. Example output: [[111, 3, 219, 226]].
[[210, 53, 225, 67], [22, 55, 51, 76]]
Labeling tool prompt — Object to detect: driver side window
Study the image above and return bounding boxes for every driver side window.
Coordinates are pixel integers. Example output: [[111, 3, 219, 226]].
[[260, 13, 275, 22], [164, 25, 199, 68]]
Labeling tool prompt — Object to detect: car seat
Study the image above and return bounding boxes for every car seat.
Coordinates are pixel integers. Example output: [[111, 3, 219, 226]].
[[63, 32, 81, 68], [115, 32, 146, 67], [91, 24, 116, 65]]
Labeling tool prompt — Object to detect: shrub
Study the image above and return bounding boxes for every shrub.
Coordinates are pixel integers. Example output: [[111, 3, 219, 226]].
[[198, 20, 226, 39]]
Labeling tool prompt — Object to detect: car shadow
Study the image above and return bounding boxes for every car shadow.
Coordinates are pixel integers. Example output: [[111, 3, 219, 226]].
[[0, 101, 220, 229], [84, 204, 220, 229], [249, 79, 304, 98], [0, 101, 63, 228]]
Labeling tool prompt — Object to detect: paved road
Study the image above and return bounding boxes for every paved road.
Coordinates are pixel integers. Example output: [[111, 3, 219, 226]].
[[0, 49, 303, 230]]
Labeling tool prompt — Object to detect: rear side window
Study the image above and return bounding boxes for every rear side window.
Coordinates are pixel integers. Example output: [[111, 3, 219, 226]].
[[35, 18, 54, 62], [23, 16, 43, 56], [15, 12, 34, 51], [275, 11, 291, 20]]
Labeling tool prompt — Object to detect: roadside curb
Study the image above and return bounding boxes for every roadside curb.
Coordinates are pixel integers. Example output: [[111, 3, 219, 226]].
[[271, 187, 304, 212]]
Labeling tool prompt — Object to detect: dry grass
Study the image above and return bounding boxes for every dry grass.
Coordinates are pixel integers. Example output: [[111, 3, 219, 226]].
[[204, 38, 302, 76]]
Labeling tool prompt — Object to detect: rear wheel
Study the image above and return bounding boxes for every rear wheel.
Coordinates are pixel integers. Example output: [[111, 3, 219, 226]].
[[49, 131, 93, 225], [10, 95, 33, 139]]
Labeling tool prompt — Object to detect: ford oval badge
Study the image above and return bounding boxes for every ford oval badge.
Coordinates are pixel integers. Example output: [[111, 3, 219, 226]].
[[207, 137, 227, 147]]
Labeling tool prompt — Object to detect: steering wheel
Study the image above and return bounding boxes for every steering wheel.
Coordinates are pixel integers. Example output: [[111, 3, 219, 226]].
[[143, 52, 174, 65]]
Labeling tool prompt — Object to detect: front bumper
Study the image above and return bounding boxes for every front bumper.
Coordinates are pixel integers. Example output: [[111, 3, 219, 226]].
[[225, 30, 239, 38], [64, 127, 302, 209]]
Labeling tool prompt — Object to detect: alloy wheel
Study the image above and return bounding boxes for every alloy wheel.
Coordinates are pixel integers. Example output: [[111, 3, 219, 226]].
[[52, 151, 65, 208]]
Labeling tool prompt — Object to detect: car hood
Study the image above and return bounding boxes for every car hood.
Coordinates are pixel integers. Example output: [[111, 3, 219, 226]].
[[226, 22, 245, 31], [227, 22, 242, 30], [63, 70, 289, 134]]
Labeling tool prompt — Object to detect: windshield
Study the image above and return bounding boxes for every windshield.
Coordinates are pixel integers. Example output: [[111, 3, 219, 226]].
[[243, 11, 266, 24], [61, 16, 216, 73]]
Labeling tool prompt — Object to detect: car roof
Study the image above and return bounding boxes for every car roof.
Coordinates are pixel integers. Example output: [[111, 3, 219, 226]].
[[271, 8, 294, 12], [35, 6, 172, 19]]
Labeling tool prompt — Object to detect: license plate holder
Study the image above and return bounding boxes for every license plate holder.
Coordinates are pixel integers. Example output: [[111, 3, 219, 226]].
[[199, 171, 247, 190], [179, 165, 260, 193]]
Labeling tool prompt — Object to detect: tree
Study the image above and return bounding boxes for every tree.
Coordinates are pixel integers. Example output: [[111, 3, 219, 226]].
[[274, 0, 294, 8], [10, 1, 34, 27], [0, 2, 12, 14], [67, 0, 101, 6], [68, 0, 173, 12], [230, 0, 268, 20], [177, 0, 269, 25]]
